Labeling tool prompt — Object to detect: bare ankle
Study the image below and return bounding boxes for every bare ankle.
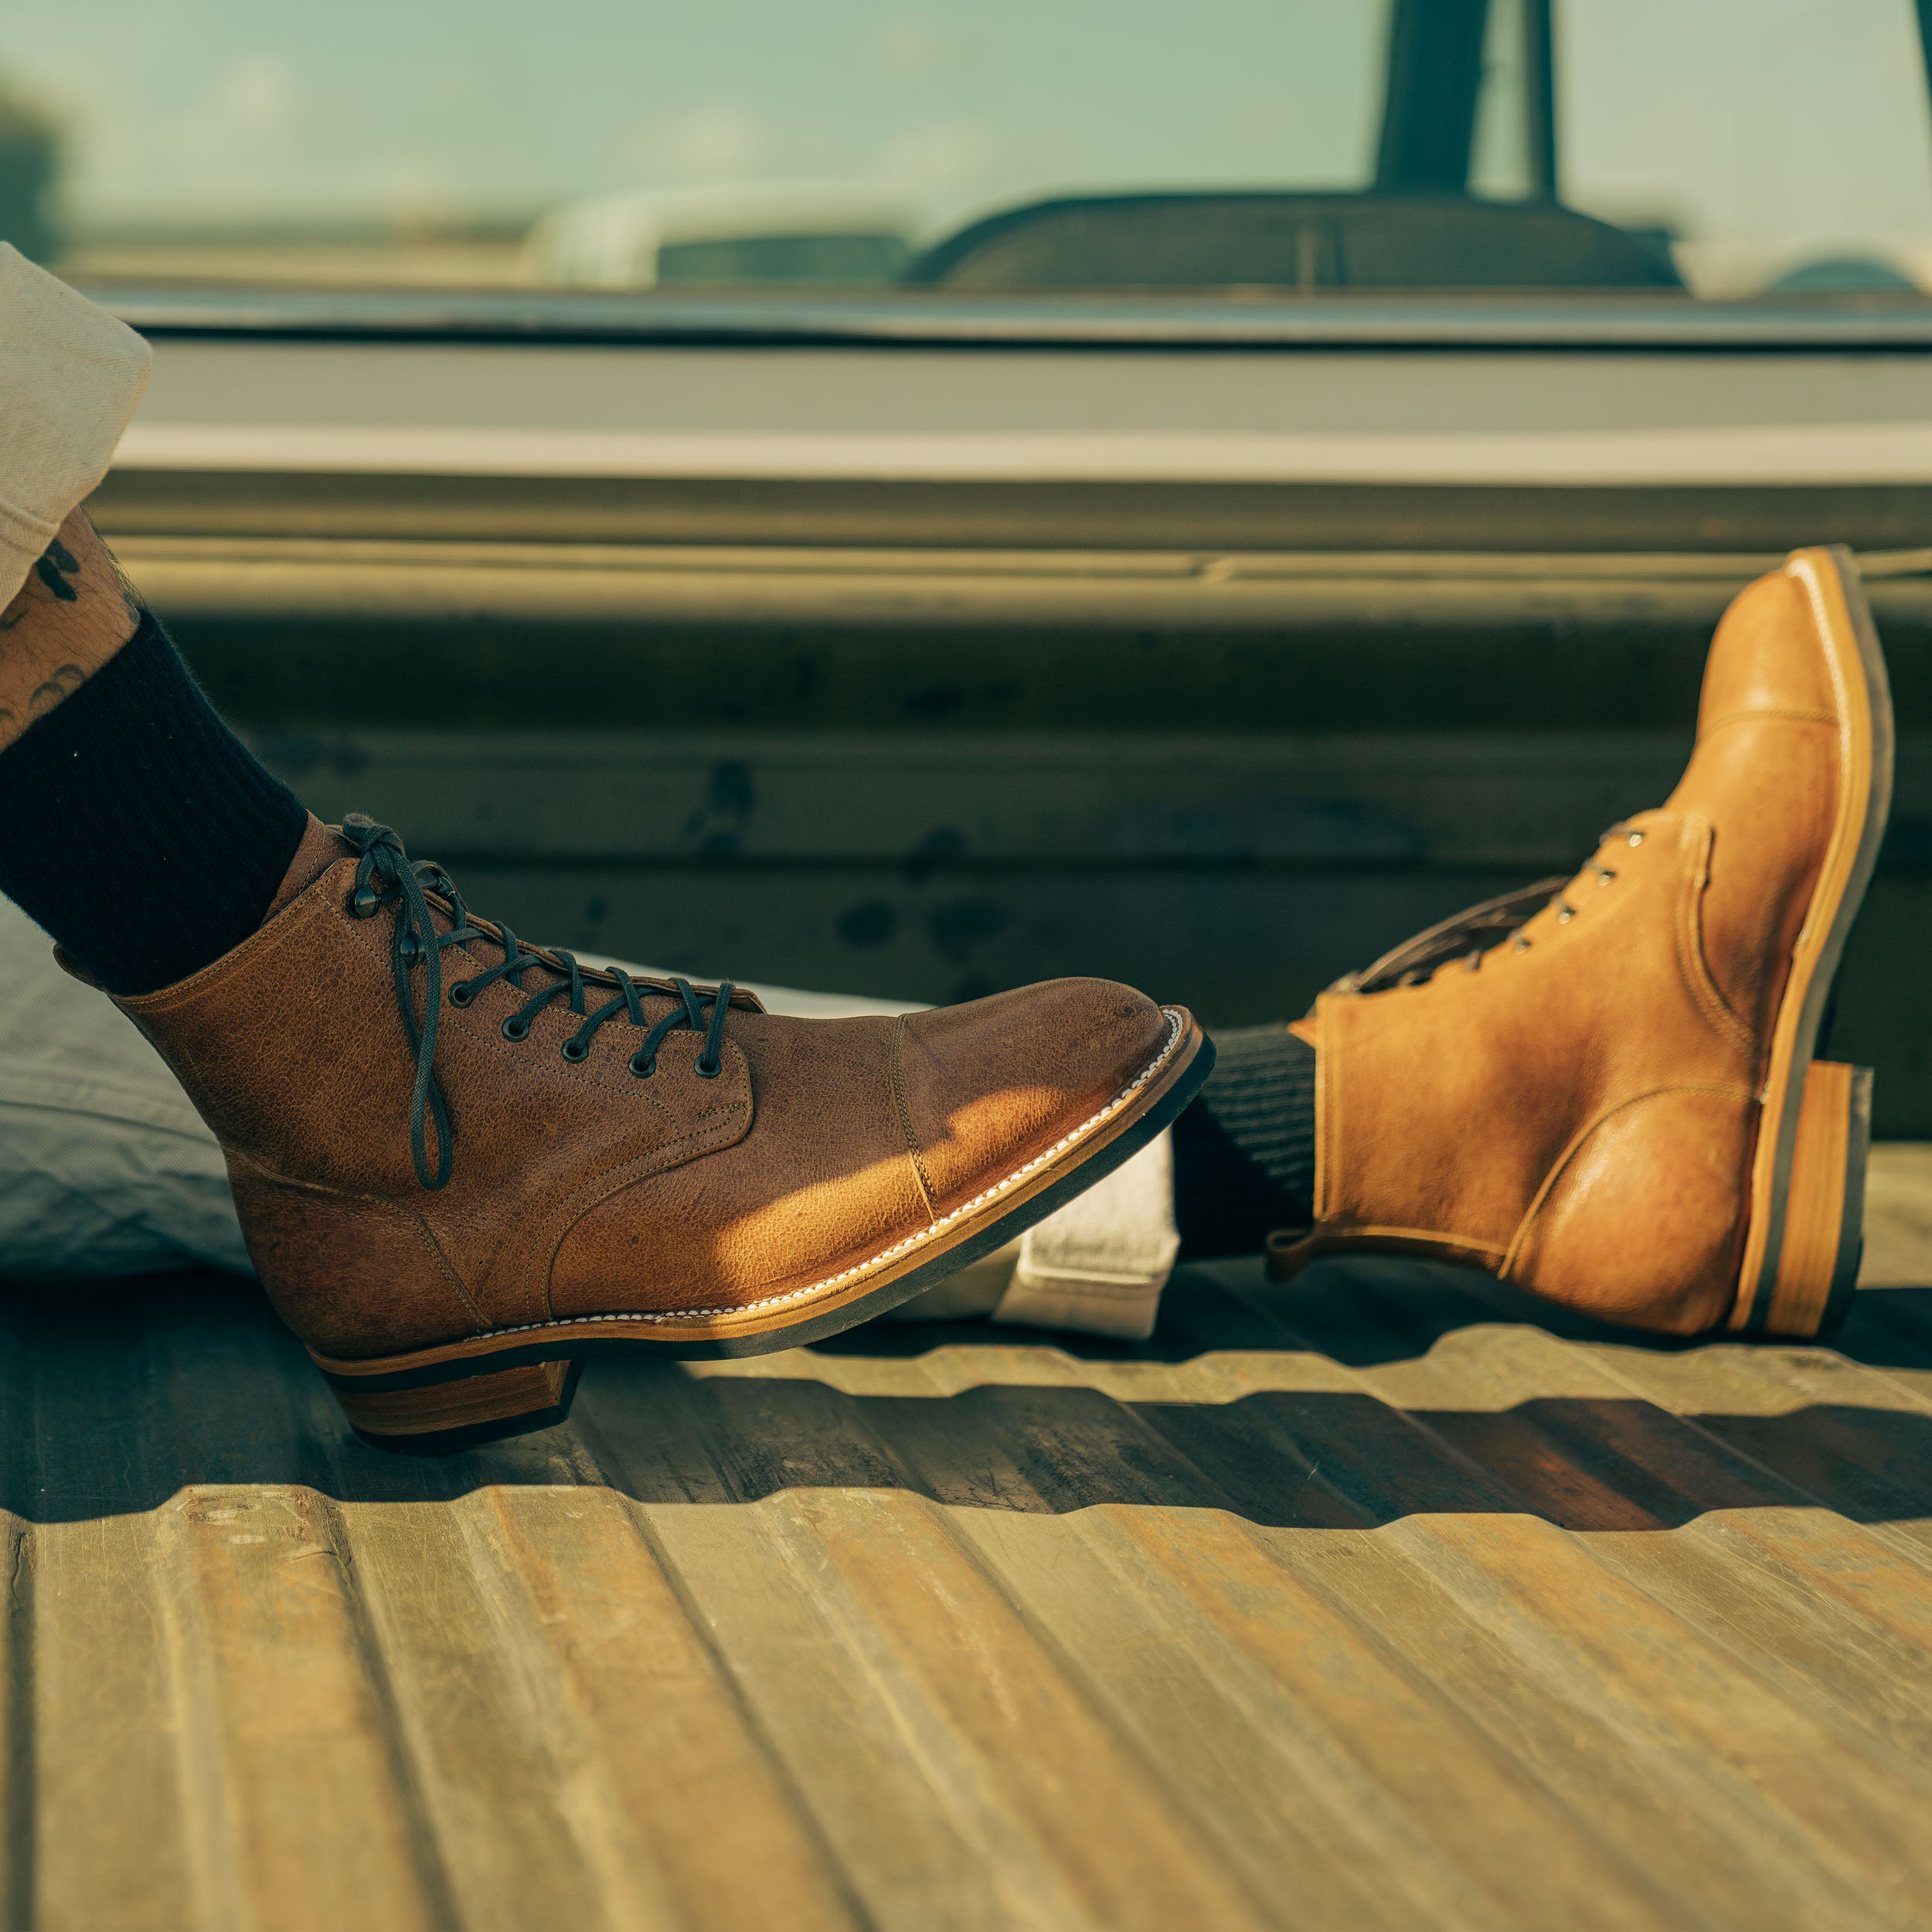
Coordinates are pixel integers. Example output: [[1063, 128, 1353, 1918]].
[[0, 509, 143, 749]]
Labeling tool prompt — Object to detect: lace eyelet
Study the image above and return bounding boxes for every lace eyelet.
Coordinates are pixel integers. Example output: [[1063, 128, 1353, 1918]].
[[448, 980, 474, 1007], [1513, 935, 1532, 952], [351, 885, 380, 919], [502, 1017, 531, 1043], [1627, 831, 1645, 847], [629, 1053, 655, 1078], [561, 1038, 590, 1063], [694, 1054, 722, 1080]]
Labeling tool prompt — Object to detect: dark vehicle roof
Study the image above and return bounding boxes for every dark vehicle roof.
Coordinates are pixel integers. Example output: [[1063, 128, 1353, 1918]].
[[910, 191, 1682, 293]]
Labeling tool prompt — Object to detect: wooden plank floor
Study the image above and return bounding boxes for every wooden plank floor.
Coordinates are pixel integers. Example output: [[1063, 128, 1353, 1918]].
[[7, 1152, 1932, 1931]]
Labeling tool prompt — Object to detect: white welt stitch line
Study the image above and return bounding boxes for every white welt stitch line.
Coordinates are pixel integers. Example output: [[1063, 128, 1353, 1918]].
[[421, 1009, 1188, 1345]]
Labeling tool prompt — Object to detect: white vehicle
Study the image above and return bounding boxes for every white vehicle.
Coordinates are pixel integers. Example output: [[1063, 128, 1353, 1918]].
[[522, 181, 916, 288]]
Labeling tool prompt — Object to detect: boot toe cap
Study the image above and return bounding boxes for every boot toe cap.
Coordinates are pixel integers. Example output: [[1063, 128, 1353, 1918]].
[[898, 977, 1173, 1212]]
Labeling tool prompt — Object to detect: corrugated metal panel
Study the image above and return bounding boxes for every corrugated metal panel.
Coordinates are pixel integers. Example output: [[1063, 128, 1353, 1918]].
[[6, 1151, 1932, 1930]]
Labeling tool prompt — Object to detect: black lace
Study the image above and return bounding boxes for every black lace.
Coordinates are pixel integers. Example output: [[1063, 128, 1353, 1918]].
[[341, 817, 736, 1190]]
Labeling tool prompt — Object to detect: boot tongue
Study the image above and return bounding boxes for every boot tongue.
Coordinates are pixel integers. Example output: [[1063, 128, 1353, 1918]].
[[403, 842, 747, 1011], [1328, 875, 1570, 997]]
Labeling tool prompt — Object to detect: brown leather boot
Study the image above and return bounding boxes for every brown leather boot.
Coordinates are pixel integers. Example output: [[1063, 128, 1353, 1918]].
[[104, 819, 1209, 1447], [1270, 546, 1890, 1338]]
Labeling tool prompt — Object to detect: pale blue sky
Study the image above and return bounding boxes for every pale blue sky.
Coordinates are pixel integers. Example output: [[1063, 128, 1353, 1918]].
[[6, 0, 1930, 250]]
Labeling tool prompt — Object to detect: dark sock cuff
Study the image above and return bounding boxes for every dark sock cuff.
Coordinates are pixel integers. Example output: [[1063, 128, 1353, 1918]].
[[1171, 1024, 1318, 1260], [0, 611, 306, 995]]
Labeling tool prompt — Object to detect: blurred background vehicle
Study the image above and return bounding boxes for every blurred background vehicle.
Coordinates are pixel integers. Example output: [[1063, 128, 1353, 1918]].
[[9, 0, 1930, 299]]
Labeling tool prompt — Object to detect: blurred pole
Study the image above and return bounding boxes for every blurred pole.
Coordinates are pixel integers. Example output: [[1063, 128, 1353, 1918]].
[[1374, 0, 1493, 195], [1917, 1, 1932, 149], [1526, 0, 1559, 202], [0, 74, 62, 264]]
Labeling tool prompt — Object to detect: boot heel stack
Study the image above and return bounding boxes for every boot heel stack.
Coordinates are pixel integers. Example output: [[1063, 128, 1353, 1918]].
[[322, 1357, 585, 1452], [1755, 1059, 1872, 1340]]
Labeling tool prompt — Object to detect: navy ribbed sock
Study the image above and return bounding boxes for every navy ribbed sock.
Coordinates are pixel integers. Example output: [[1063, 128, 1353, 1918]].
[[0, 611, 305, 994], [1172, 1025, 1318, 1260]]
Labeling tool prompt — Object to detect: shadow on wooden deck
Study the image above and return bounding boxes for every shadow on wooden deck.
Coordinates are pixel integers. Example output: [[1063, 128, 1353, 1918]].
[[6, 1260, 1930, 1533]]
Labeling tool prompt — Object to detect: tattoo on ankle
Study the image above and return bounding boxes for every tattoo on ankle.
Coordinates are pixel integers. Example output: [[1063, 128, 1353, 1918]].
[[32, 538, 81, 604], [2, 520, 145, 644], [0, 662, 87, 747], [0, 522, 138, 728], [27, 665, 84, 721]]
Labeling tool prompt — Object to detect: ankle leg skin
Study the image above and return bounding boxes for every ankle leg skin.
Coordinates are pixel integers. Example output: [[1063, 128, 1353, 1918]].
[[0, 509, 141, 747]]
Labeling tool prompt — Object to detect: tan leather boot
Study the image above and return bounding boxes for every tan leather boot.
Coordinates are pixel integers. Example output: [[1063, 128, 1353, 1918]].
[[1270, 546, 1890, 1338], [105, 819, 1209, 1447]]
